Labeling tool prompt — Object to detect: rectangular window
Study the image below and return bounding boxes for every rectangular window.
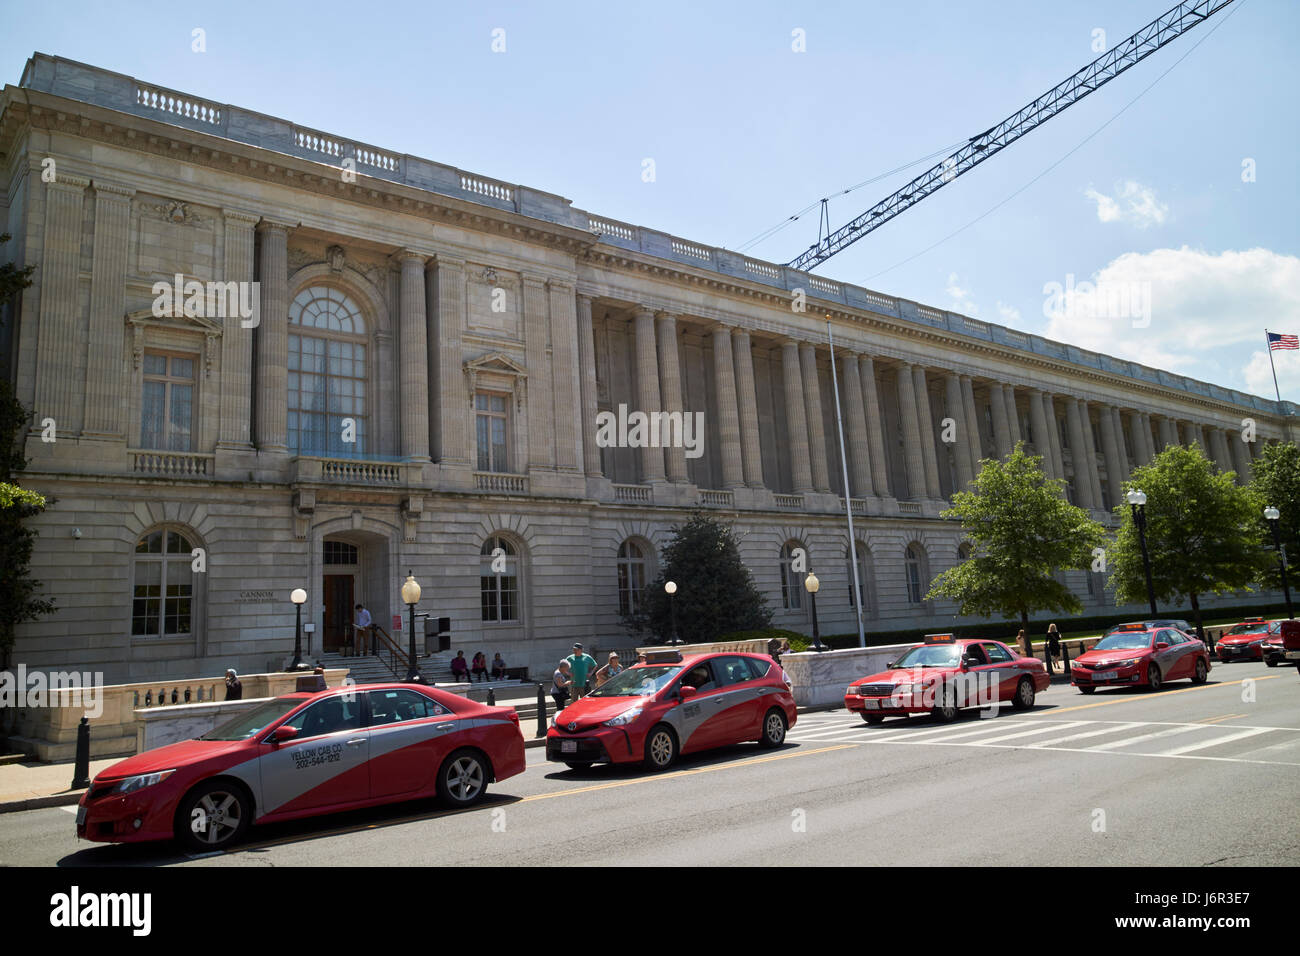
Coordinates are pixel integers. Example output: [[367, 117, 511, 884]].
[[475, 391, 509, 473], [141, 351, 196, 451]]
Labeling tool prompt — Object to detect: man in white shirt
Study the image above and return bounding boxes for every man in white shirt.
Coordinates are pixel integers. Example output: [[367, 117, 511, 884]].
[[354, 603, 373, 655]]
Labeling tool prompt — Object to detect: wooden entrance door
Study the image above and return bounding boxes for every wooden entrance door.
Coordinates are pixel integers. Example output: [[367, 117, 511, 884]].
[[323, 574, 354, 651]]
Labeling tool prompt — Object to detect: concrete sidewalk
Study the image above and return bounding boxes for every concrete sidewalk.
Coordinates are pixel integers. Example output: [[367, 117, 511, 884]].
[[0, 756, 121, 813]]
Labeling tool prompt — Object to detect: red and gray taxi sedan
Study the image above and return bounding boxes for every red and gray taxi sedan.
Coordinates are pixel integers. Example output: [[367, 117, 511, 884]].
[[1071, 624, 1209, 693], [1216, 618, 1280, 662], [545, 651, 796, 772], [76, 683, 525, 851], [844, 634, 1049, 724]]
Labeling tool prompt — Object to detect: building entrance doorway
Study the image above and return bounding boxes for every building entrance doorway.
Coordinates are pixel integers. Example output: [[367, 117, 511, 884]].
[[323, 574, 354, 652]]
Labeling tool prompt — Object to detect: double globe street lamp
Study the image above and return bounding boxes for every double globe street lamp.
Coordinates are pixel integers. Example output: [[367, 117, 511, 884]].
[[401, 571, 423, 683], [1264, 506, 1294, 620], [1126, 489, 1159, 617]]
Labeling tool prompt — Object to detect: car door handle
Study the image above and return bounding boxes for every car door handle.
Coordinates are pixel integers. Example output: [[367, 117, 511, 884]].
[[345, 737, 366, 747], [432, 723, 456, 732]]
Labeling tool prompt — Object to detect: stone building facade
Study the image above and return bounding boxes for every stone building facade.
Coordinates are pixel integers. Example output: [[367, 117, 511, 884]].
[[2, 55, 1295, 683]]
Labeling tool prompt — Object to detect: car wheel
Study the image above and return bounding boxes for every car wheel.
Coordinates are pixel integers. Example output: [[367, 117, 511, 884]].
[[1011, 677, 1035, 710], [176, 779, 250, 852], [932, 685, 959, 723], [1192, 658, 1209, 683], [643, 724, 678, 772], [437, 749, 489, 807], [759, 708, 787, 748], [563, 761, 593, 771], [1265, 657, 1278, 668], [1146, 663, 1163, 692], [1078, 685, 1096, 695], [861, 713, 884, 725]]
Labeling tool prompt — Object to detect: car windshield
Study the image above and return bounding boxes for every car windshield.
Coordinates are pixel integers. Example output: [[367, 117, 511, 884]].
[[1092, 633, 1152, 651], [201, 698, 304, 740], [1225, 623, 1266, 635], [585, 665, 681, 697], [893, 644, 962, 668]]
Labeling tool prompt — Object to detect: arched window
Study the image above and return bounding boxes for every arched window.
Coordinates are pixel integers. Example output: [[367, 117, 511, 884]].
[[132, 527, 197, 637], [780, 541, 806, 611], [958, 542, 973, 562], [846, 541, 872, 611], [617, 539, 649, 616], [288, 286, 368, 456], [480, 535, 521, 622], [904, 543, 927, 605]]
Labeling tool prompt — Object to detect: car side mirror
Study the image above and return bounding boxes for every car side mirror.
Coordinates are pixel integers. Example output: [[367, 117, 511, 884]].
[[270, 725, 299, 745], [678, 685, 697, 700], [886, 660, 897, 670], [1155, 642, 1169, 650], [961, 656, 977, 669]]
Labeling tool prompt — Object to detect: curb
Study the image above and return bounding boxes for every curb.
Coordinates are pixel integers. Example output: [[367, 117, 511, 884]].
[[0, 790, 85, 815]]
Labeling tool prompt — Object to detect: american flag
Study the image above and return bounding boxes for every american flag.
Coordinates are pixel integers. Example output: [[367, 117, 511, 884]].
[[1268, 332, 1298, 351]]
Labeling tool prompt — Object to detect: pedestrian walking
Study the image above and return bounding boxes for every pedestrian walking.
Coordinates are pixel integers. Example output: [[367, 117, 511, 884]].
[[353, 603, 373, 655], [1047, 623, 1062, 674], [552, 660, 573, 712], [565, 643, 598, 701], [225, 668, 242, 701], [594, 652, 624, 687], [471, 651, 489, 682], [491, 652, 506, 680], [1016, 629, 1030, 658]]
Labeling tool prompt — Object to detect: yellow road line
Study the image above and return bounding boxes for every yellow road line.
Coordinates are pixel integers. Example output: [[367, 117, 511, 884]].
[[1036, 676, 1283, 717]]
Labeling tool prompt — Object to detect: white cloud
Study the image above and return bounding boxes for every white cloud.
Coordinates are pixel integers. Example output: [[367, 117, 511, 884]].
[[946, 271, 979, 315], [1084, 180, 1168, 228], [997, 301, 1021, 323], [1042, 246, 1300, 399]]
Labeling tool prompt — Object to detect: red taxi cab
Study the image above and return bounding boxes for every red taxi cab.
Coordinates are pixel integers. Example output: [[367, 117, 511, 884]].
[[545, 651, 796, 772], [1262, 619, 1298, 667], [76, 683, 525, 851], [844, 634, 1049, 725], [1215, 618, 1279, 662], [1281, 620, 1300, 677], [1071, 623, 1209, 693]]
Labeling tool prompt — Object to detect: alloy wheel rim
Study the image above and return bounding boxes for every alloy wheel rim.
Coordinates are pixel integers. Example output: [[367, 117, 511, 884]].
[[1019, 680, 1033, 705], [766, 713, 783, 741], [196, 791, 240, 844], [448, 757, 484, 800], [650, 731, 672, 765]]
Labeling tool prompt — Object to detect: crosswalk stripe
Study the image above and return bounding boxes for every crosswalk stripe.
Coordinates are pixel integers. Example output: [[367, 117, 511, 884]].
[[898, 720, 1038, 745], [1157, 727, 1273, 756], [1085, 724, 1204, 751], [968, 721, 1089, 745], [1025, 722, 1146, 748], [867, 718, 1023, 743]]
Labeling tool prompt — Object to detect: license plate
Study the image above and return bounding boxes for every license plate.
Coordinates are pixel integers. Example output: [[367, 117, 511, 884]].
[[75, 806, 86, 826], [561, 740, 577, 753], [1286, 651, 1300, 660], [861, 699, 878, 709], [1094, 670, 1118, 681]]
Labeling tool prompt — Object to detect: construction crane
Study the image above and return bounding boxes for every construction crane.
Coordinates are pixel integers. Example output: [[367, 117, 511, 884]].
[[787, 0, 1237, 272]]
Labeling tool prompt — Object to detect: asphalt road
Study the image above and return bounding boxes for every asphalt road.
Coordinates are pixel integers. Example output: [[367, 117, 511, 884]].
[[2, 658, 1297, 867]]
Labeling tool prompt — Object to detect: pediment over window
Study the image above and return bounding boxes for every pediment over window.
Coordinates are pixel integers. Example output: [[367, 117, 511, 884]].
[[464, 352, 527, 408], [125, 307, 223, 377]]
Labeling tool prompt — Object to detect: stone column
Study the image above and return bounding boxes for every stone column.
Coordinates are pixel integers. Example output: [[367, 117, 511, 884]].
[[216, 210, 257, 448], [1111, 407, 1130, 478], [841, 353, 874, 497], [1004, 385, 1022, 448], [523, 275, 554, 470], [1130, 412, 1150, 465], [398, 252, 431, 461], [895, 362, 927, 499], [1158, 416, 1178, 451], [575, 294, 602, 477], [1098, 404, 1124, 508], [1064, 399, 1094, 509], [960, 375, 983, 478], [990, 382, 1011, 458], [254, 220, 291, 452], [83, 182, 135, 438], [547, 280, 581, 472], [1079, 402, 1104, 509], [1044, 394, 1066, 484], [656, 312, 688, 483], [782, 341, 813, 493], [1210, 427, 1234, 475], [712, 326, 745, 489], [1027, 387, 1052, 478], [860, 356, 891, 495], [913, 366, 941, 498], [634, 308, 665, 482], [733, 331, 764, 488], [799, 342, 831, 492], [946, 373, 974, 489], [429, 255, 471, 469], [1231, 424, 1253, 481], [1191, 423, 1207, 453], [33, 174, 90, 437]]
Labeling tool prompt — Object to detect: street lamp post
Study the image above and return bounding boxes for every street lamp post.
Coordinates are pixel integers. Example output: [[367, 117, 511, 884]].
[[804, 571, 826, 652], [1126, 489, 1158, 617], [664, 580, 681, 645], [1264, 506, 1294, 620], [401, 571, 423, 683], [289, 588, 309, 671]]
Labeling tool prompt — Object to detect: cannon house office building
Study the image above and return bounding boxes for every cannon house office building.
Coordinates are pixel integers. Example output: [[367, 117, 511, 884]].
[[2, 55, 1295, 684]]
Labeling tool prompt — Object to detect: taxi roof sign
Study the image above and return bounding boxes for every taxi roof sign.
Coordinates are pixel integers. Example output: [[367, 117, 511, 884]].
[[1115, 623, 1149, 631], [643, 650, 683, 665], [1242, 616, 1264, 623], [923, 633, 956, 644]]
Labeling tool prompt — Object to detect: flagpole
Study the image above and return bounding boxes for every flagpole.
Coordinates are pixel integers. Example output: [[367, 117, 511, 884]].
[[1266, 329, 1283, 404], [826, 316, 866, 649]]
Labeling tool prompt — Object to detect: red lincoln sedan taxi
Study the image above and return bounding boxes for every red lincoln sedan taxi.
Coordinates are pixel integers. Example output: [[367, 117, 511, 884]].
[[545, 651, 796, 772], [844, 634, 1049, 725], [1215, 618, 1279, 662], [76, 683, 525, 851], [1071, 623, 1210, 693]]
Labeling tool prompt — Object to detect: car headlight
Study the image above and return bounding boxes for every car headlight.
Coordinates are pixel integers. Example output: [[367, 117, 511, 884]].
[[604, 706, 643, 726], [109, 770, 175, 795], [1111, 659, 1141, 669]]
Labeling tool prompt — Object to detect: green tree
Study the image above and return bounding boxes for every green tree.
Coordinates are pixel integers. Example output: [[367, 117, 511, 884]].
[[927, 443, 1106, 638], [1107, 444, 1269, 637], [622, 512, 771, 644], [1248, 441, 1300, 594]]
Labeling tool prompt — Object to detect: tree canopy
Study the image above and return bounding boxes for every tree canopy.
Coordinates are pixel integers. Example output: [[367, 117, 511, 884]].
[[1248, 440, 1300, 593]]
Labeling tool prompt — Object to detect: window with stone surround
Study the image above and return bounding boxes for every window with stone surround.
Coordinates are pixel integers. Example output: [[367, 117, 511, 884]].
[[140, 350, 196, 451], [289, 286, 368, 457], [480, 535, 521, 623], [846, 540, 873, 612], [132, 526, 196, 638], [904, 542, 927, 605], [474, 391, 510, 473], [617, 539, 649, 616], [780, 541, 806, 611]]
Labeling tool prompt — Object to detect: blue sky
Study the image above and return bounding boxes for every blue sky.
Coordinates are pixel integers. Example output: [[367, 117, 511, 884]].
[[4, 0, 1298, 400]]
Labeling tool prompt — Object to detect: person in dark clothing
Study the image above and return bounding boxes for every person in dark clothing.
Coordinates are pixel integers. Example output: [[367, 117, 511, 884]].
[[471, 651, 489, 682], [225, 668, 242, 700], [1047, 623, 1062, 673]]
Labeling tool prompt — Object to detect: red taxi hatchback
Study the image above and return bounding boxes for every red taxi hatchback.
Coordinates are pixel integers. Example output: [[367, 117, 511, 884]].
[[1215, 618, 1279, 662], [1071, 624, 1210, 693], [545, 652, 796, 772]]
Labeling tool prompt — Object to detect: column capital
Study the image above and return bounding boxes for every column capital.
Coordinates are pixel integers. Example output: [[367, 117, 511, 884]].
[[545, 277, 575, 294], [634, 306, 657, 323], [256, 217, 298, 235], [222, 208, 261, 225], [654, 309, 678, 323], [430, 250, 466, 269], [92, 180, 136, 200], [396, 249, 429, 267], [46, 173, 91, 192]]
